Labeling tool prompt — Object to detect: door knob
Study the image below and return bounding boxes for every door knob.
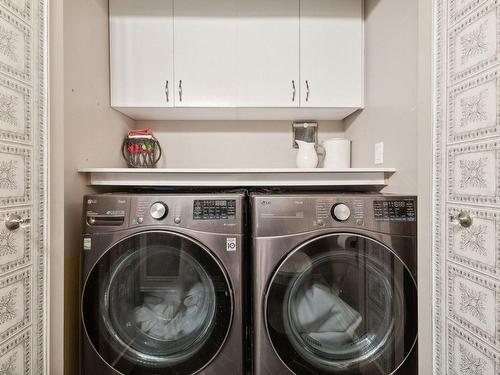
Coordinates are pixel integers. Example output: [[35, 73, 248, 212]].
[[451, 212, 473, 228], [5, 214, 29, 231]]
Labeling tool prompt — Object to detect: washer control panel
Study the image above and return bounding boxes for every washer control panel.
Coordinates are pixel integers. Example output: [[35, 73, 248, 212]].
[[193, 199, 236, 220], [373, 199, 416, 222], [84, 194, 244, 235]]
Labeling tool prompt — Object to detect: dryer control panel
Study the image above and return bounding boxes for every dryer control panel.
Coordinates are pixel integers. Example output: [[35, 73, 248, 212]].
[[373, 200, 416, 222], [251, 193, 417, 237]]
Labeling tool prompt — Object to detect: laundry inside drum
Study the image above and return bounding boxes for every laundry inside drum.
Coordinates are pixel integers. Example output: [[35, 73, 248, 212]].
[[283, 251, 395, 369], [102, 246, 217, 366]]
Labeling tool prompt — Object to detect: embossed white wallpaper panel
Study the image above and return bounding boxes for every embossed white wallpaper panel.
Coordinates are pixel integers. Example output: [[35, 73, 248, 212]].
[[435, 0, 500, 374], [0, 0, 47, 374]]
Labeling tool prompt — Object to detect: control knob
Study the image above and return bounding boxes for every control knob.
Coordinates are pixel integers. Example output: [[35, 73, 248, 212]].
[[331, 203, 351, 222], [150, 202, 168, 220]]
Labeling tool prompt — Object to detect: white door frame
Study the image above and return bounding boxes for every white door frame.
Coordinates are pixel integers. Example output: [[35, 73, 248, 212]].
[[48, 0, 64, 373]]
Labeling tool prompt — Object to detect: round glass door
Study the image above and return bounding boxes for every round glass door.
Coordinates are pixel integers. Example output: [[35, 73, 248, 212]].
[[265, 234, 417, 375], [82, 231, 233, 375]]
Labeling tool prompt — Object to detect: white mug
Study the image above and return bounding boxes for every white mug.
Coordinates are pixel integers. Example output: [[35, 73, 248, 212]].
[[322, 138, 351, 169]]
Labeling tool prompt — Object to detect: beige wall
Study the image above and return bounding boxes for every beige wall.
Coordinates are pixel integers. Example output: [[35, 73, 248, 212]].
[[62, 0, 133, 374], [344, 0, 419, 195], [136, 121, 344, 168]]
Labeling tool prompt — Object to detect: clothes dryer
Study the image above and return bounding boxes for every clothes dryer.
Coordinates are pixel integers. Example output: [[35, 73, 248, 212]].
[[251, 193, 417, 375]]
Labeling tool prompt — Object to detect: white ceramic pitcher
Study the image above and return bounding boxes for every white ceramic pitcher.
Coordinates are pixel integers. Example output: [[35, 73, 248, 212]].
[[322, 138, 351, 169], [296, 140, 319, 168]]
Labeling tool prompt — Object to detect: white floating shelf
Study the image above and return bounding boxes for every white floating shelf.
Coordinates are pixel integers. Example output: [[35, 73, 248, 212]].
[[78, 168, 395, 188]]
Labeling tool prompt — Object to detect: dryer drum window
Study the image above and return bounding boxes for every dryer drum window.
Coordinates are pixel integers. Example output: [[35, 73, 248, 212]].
[[265, 233, 417, 375], [82, 231, 233, 375]]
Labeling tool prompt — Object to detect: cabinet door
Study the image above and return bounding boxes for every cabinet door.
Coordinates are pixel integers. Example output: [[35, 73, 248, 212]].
[[300, 0, 363, 108], [174, 0, 238, 107], [110, 0, 174, 107], [236, 0, 299, 107]]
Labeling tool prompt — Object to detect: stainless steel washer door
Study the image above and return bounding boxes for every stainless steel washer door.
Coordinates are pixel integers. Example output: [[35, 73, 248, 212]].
[[82, 231, 233, 375], [265, 233, 417, 375]]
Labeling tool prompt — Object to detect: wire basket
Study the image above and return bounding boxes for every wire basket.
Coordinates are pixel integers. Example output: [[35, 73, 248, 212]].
[[122, 136, 162, 168]]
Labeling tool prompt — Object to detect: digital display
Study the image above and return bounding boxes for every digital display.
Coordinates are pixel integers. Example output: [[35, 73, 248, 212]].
[[193, 200, 236, 220], [373, 200, 415, 222]]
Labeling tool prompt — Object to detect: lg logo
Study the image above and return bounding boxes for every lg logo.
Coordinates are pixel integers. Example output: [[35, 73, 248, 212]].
[[260, 200, 271, 205]]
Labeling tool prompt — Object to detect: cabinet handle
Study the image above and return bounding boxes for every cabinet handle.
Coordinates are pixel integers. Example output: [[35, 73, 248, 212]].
[[178, 80, 183, 102], [292, 80, 296, 102], [306, 80, 310, 102], [165, 80, 169, 102]]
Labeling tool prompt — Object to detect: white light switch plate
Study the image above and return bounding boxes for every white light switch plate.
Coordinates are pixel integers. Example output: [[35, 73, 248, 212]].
[[375, 142, 384, 165]]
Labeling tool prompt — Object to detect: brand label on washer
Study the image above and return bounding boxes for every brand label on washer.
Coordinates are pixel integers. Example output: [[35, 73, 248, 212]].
[[226, 238, 237, 252]]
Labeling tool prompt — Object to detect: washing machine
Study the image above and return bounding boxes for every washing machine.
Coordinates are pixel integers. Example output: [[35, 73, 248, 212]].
[[251, 193, 417, 375], [80, 193, 245, 375]]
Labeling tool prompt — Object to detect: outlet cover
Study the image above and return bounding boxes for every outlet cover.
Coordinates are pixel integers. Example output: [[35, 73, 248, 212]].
[[374, 142, 384, 165]]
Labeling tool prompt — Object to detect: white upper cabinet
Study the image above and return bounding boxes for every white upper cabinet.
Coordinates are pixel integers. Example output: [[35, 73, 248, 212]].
[[109, 0, 364, 119], [300, 0, 364, 108], [173, 0, 300, 108], [173, 0, 238, 107], [110, 0, 174, 107], [236, 0, 299, 107]]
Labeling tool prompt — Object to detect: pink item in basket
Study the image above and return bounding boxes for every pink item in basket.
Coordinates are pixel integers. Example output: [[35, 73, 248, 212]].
[[128, 128, 154, 137]]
